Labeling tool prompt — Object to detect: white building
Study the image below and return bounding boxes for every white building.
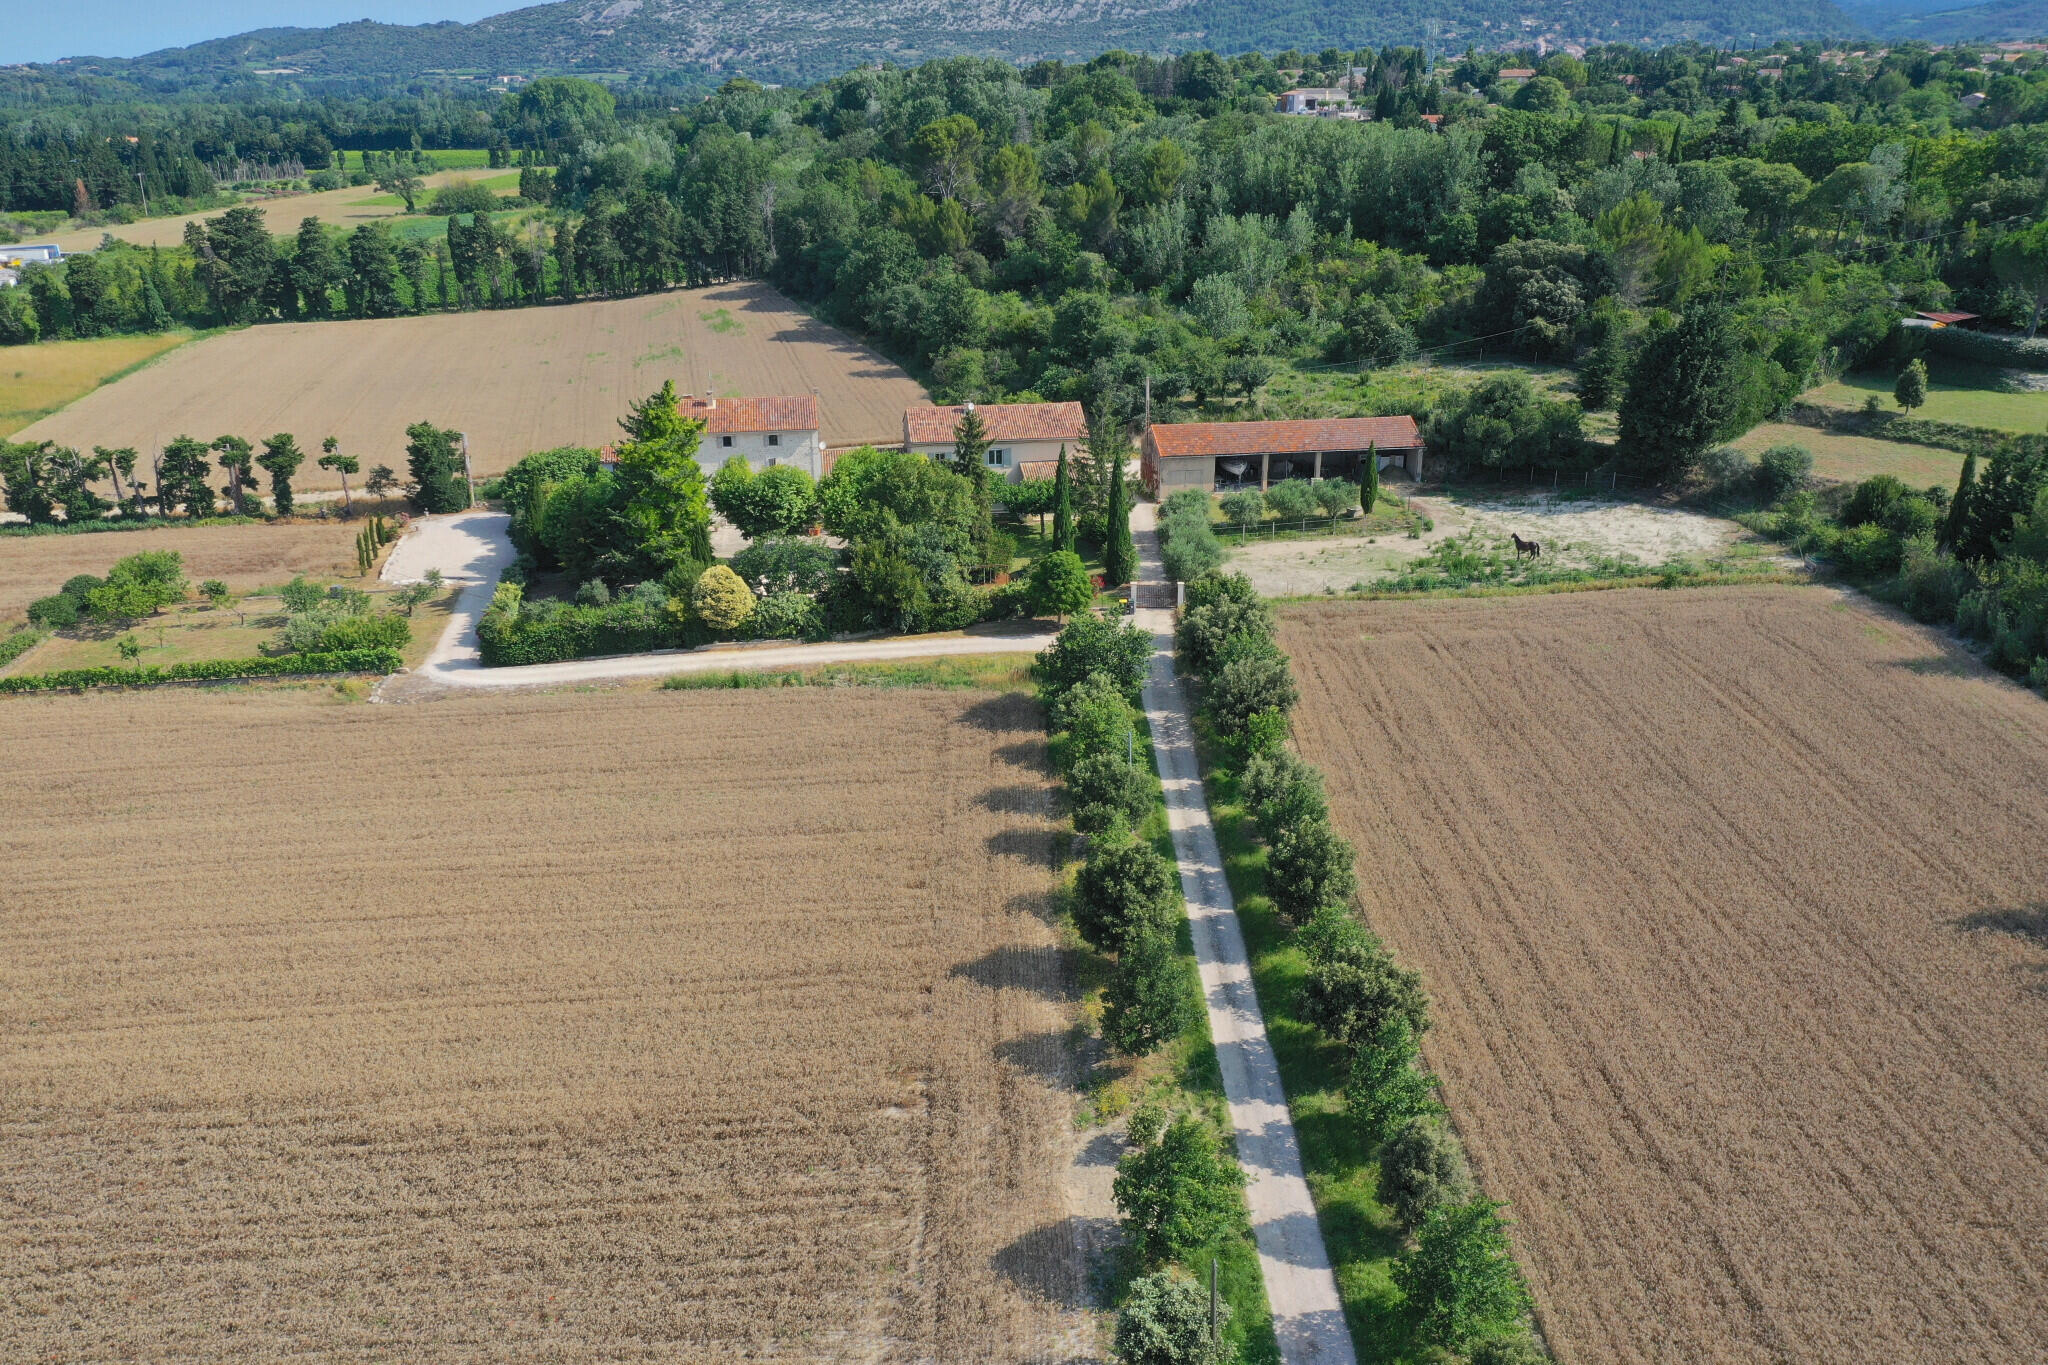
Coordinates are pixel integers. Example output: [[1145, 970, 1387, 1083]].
[[686, 394, 824, 477], [1, 244, 62, 268], [0, 267, 18, 289], [902, 401, 1088, 484], [1277, 87, 1350, 115]]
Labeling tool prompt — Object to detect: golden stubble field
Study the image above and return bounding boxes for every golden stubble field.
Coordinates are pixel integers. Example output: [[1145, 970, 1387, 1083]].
[[1279, 587, 2048, 1365], [0, 685, 1089, 1361], [0, 520, 365, 624], [15, 284, 929, 485], [41, 169, 506, 255]]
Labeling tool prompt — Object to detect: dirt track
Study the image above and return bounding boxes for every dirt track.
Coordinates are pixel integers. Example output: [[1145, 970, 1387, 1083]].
[[0, 685, 1090, 1361], [15, 284, 927, 486], [1280, 587, 2048, 1365]]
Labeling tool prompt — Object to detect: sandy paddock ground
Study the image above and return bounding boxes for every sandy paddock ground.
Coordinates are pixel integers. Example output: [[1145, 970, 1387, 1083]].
[[1228, 489, 1758, 596], [17, 284, 929, 488], [1282, 586, 2048, 1365], [0, 684, 1100, 1361]]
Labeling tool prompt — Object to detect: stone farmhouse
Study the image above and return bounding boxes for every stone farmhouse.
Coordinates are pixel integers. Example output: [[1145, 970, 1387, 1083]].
[[902, 401, 1087, 483], [685, 394, 824, 478]]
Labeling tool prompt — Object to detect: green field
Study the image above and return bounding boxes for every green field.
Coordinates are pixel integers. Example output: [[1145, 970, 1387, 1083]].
[[1731, 422, 1967, 491], [1805, 359, 2048, 434]]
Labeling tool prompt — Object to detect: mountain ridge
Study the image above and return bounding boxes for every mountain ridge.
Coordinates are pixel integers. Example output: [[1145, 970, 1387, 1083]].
[[31, 0, 1876, 91]]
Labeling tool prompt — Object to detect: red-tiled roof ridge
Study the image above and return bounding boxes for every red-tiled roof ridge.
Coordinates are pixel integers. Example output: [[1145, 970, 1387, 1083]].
[[904, 401, 1087, 445], [679, 394, 820, 433], [1147, 416, 1421, 459]]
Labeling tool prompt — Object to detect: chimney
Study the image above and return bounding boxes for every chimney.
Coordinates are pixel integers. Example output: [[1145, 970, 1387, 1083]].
[[964, 401, 975, 413]]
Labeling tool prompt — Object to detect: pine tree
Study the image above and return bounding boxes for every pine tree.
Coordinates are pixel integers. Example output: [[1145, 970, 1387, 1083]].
[[1616, 303, 1747, 483], [1941, 450, 1977, 551], [1361, 442, 1381, 515], [948, 405, 992, 487], [1053, 443, 1076, 553], [1103, 447, 1136, 587], [1895, 358, 1928, 413]]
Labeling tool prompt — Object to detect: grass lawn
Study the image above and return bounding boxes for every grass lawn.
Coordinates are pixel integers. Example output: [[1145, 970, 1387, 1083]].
[[1731, 422, 1967, 491], [1804, 360, 2048, 434], [1257, 357, 1581, 418], [664, 655, 1036, 691], [2, 583, 456, 676], [0, 332, 197, 437], [386, 207, 532, 243]]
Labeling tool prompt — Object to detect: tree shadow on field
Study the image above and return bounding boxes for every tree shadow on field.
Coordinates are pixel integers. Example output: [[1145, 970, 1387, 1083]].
[[1008, 889, 1064, 930], [988, 827, 1058, 863], [991, 1216, 1116, 1312], [951, 948, 1076, 1003], [960, 691, 1042, 732], [1953, 904, 2048, 995], [995, 1028, 1085, 1086], [978, 784, 1050, 816]]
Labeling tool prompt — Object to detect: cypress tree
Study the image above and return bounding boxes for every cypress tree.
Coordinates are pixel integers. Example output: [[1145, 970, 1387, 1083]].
[[1103, 448, 1136, 586], [1053, 443, 1076, 553], [1941, 450, 1977, 551], [1361, 441, 1382, 516]]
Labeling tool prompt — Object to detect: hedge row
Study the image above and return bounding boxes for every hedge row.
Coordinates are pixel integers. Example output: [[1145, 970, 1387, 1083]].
[[0, 628, 45, 668], [1922, 325, 2048, 373], [0, 648, 402, 694], [0, 514, 262, 539], [1173, 570, 1548, 1361]]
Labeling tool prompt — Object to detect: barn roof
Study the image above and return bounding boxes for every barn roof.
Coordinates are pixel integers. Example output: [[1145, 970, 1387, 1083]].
[[1148, 416, 1422, 459], [904, 401, 1086, 445], [682, 394, 819, 433], [1915, 310, 1979, 326]]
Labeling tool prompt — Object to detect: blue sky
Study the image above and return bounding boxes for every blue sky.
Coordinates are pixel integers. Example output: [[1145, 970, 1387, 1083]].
[[3, 2, 511, 65]]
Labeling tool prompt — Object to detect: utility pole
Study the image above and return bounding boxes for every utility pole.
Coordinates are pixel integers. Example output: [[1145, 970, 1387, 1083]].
[[1209, 1258, 1219, 1344], [135, 171, 148, 216], [460, 432, 474, 508]]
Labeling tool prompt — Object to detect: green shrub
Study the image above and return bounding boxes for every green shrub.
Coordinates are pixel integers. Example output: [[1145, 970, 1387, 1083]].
[[1265, 818, 1357, 925], [1113, 1271, 1232, 1365], [1379, 1117, 1475, 1233], [1395, 1198, 1534, 1352], [1840, 474, 1912, 529], [1898, 537, 1972, 623], [1754, 445, 1813, 501], [1264, 478, 1317, 520], [1036, 613, 1152, 704], [59, 574, 103, 601], [1074, 832, 1180, 954], [1832, 522, 1905, 577], [731, 535, 837, 596], [1054, 669, 1138, 758], [27, 593, 78, 628], [1160, 488, 1212, 522], [576, 577, 613, 607], [0, 628, 45, 668], [1298, 930, 1428, 1052], [279, 576, 327, 613], [1112, 1115, 1247, 1267], [1029, 549, 1096, 617], [1182, 571, 1258, 612], [1218, 490, 1265, 529], [1468, 1334, 1553, 1365], [1175, 595, 1277, 679], [1700, 445, 1753, 490], [692, 565, 757, 634], [1311, 478, 1358, 517], [1160, 522, 1224, 582], [1205, 647, 1298, 737], [751, 590, 824, 640], [311, 612, 411, 653], [1347, 1015, 1444, 1149], [1068, 749, 1154, 833], [1103, 924, 1196, 1055], [1239, 746, 1327, 828]]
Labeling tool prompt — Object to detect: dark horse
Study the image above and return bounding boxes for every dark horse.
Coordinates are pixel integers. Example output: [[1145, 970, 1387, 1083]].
[[1511, 532, 1542, 560]]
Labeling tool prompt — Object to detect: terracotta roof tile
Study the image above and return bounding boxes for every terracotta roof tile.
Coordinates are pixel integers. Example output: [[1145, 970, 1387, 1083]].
[[904, 401, 1086, 445], [1147, 416, 1421, 460], [680, 394, 819, 434]]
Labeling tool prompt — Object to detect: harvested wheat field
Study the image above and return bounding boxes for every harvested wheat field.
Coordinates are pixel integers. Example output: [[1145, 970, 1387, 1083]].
[[16, 284, 928, 486], [1279, 587, 2048, 1365], [0, 520, 364, 623], [42, 169, 507, 255], [0, 685, 1090, 1361]]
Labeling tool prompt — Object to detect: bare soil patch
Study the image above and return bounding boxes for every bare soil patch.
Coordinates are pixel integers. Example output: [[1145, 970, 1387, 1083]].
[[1280, 587, 2048, 1365], [1229, 490, 1757, 596], [15, 284, 928, 487], [0, 684, 1095, 1361], [0, 520, 364, 624]]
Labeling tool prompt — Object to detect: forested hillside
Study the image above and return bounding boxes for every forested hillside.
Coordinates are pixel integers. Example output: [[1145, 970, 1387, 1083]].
[[19, 0, 1855, 93]]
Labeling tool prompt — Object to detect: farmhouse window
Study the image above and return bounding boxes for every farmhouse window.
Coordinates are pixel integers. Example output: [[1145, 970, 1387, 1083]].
[[720, 435, 733, 448], [767, 434, 781, 447], [987, 448, 1009, 467]]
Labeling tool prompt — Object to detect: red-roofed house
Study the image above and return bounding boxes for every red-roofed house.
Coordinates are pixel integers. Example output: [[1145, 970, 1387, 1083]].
[[1142, 416, 1424, 494], [684, 394, 823, 476], [902, 401, 1087, 483]]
